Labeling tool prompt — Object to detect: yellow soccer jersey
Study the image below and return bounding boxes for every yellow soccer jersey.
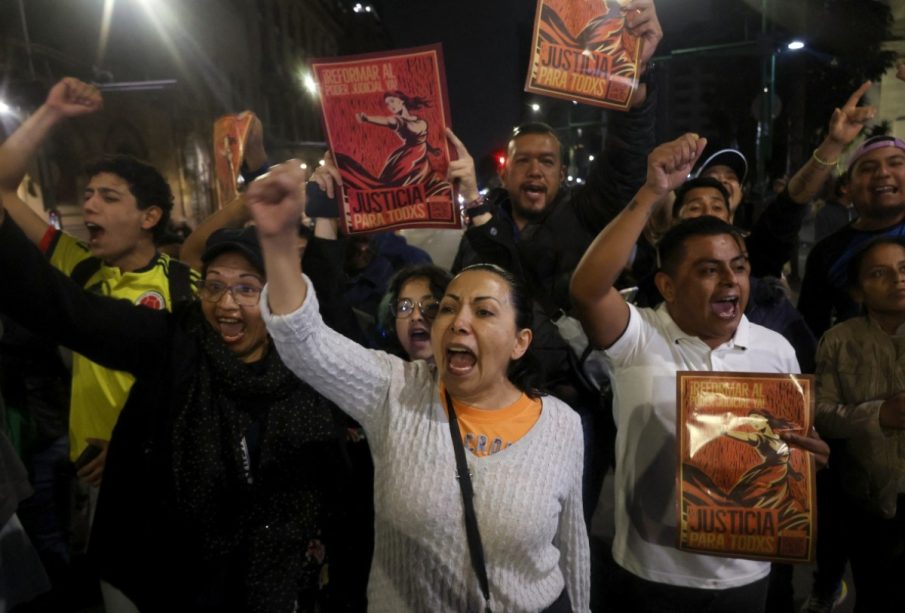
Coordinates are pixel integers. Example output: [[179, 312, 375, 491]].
[[41, 228, 200, 461]]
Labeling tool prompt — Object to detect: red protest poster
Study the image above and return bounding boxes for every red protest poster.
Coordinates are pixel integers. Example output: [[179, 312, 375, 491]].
[[676, 372, 816, 563], [312, 45, 459, 234], [525, 0, 642, 110], [213, 112, 255, 209]]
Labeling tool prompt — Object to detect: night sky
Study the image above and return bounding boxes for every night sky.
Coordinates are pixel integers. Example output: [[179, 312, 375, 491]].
[[372, 0, 724, 162]]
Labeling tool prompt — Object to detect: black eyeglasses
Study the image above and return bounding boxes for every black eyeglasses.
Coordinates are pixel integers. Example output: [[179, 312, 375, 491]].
[[198, 279, 263, 307], [393, 298, 440, 320]]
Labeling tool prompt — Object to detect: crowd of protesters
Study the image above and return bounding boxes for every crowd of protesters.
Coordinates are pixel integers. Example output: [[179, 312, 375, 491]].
[[1, 1, 904, 612]]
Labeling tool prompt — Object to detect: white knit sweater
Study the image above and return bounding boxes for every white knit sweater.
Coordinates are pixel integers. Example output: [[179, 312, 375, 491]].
[[261, 277, 590, 612]]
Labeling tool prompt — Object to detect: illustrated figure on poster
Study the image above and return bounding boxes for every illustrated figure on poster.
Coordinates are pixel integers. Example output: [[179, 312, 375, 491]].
[[336, 90, 448, 197], [538, 1, 639, 81], [683, 409, 808, 531]]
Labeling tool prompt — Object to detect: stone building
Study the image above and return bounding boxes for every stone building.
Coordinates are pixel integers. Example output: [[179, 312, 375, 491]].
[[0, 0, 388, 235]]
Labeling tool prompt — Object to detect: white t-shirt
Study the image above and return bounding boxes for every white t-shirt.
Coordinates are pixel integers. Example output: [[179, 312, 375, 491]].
[[596, 302, 799, 589]]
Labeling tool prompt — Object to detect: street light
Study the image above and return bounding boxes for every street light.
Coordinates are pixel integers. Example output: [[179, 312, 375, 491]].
[[530, 103, 541, 112], [302, 72, 318, 95], [787, 40, 805, 51]]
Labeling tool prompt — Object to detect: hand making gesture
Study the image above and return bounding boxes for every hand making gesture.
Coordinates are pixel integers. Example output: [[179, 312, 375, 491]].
[[45, 77, 103, 119]]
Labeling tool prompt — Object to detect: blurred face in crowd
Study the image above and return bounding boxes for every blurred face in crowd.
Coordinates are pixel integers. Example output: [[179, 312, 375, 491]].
[[852, 242, 905, 319], [701, 165, 743, 216], [501, 133, 565, 226], [675, 187, 731, 223], [82, 172, 161, 270], [656, 233, 750, 349], [394, 276, 440, 362], [432, 269, 531, 405], [771, 176, 788, 194], [849, 147, 905, 228], [344, 237, 374, 274], [200, 251, 268, 363]]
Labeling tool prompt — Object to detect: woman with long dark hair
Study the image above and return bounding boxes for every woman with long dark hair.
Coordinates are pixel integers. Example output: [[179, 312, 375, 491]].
[[250, 161, 589, 613], [377, 264, 452, 361]]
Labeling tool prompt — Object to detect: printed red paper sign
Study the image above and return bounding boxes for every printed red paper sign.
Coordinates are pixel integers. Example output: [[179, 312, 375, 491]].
[[312, 45, 459, 234], [677, 372, 816, 563], [525, 0, 642, 110]]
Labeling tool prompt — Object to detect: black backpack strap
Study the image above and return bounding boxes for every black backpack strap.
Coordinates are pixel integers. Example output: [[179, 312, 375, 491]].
[[69, 257, 102, 288], [445, 388, 493, 613], [166, 258, 194, 307]]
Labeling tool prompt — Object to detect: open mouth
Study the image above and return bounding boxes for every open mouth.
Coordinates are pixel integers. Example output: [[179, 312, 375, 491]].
[[217, 317, 245, 342], [446, 345, 477, 376], [711, 296, 740, 320], [409, 328, 430, 343], [522, 184, 547, 204], [872, 185, 898, 196], [85, 222, 105, 243]]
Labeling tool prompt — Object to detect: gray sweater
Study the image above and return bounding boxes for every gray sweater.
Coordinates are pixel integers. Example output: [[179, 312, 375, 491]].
[[261, 276, 590, 612]]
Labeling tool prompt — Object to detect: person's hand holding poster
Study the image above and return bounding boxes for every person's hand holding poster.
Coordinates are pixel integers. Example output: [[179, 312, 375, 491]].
[[525, 0, 646, 110], [312, 45, 459, 234], [677, 372, 816, 563]]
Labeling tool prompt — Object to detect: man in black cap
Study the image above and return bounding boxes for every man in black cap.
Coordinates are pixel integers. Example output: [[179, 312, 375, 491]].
[[683, 83, 875, 282], [693, 147, 749, 225]]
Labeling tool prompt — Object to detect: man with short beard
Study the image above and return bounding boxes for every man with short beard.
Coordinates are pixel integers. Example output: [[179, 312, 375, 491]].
[[451, 0, 661, 314], [448, 0, 661, 524], [570, 134, 829, 612]]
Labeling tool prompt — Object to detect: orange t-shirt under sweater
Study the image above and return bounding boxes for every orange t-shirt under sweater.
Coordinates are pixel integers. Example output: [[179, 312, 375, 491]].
[[440, 385, 542, 457]]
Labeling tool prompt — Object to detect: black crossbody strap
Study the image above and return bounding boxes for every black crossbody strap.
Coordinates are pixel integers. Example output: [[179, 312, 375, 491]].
[[444, 388, 493, 613]]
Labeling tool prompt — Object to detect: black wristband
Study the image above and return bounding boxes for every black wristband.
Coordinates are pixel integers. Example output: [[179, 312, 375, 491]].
[[465, 203, 492, 219], [241, 161, 270, 184]]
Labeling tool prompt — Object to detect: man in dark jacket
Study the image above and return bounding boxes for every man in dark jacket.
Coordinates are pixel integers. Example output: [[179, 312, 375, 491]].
[[451, 82, 658, 313], [447, 1, 662, 523]]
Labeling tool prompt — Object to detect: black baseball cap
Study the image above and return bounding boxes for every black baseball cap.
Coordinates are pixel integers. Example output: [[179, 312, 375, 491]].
[[693, 148, 748, 184], [201, 226, 264, 275]]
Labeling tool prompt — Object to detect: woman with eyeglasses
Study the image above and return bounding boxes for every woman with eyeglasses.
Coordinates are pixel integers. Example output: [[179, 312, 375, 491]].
[[0, 213, 362, 612], [249, 162, 590, 613], [378, 264, 452, 361]]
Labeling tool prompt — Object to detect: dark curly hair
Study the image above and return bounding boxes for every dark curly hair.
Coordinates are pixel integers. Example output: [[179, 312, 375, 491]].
[[378, 264, 452, 358], [84, 154, 173, 242]]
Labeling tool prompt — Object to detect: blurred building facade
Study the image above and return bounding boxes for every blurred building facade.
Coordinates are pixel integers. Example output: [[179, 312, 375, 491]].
[[0, 0, 389, 235]]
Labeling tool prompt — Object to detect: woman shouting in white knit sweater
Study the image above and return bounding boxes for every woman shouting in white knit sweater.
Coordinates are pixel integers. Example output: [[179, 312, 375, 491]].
[[248, 160, 590, 613]]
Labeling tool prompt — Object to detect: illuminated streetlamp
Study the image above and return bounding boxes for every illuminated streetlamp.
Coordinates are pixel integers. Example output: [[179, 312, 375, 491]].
[[302, 72, 318, 95]]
